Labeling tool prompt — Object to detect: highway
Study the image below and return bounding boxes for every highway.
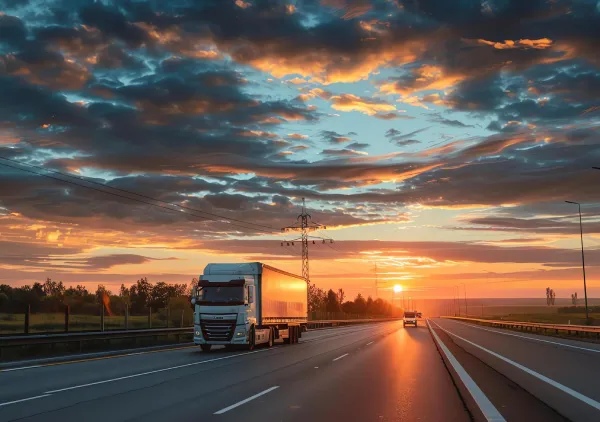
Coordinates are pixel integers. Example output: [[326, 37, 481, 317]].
[[2, 319, 597, 421], [429, 318, 600, 422], [0, 321, 468, 422]]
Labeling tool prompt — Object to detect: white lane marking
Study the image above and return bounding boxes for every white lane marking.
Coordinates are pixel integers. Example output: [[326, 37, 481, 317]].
[[0, 365, 41, 372], [214, 386, 279, 414], [448, 319, 600, 354], [366, 341, 374, 346], [427, 320, 505, 422], [332, 353, 349, 362], [45, 348, 273, 394], [0, 394, 52, 407], [430, 319, 600, 411]]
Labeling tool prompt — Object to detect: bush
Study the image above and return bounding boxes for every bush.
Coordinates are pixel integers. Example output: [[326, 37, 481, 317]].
[[558, 306, 600, 314]]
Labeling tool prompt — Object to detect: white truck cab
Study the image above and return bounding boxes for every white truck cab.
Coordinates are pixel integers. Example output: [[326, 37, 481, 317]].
[[403, 311, 417, 327], [191, 262, 307, 352]]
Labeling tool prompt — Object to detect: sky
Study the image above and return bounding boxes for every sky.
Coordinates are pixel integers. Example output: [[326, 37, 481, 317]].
[[1, 0, 600, 301]]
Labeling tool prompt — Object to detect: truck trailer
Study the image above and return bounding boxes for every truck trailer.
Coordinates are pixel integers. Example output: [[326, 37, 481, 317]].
[[191, 262, 307, 352]]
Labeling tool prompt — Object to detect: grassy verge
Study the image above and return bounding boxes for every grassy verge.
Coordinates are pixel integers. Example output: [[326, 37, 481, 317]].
[[0, 311, 194, 335]]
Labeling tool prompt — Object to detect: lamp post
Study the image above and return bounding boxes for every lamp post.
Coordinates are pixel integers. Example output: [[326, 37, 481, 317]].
[[565, 201, 589, 324], [455, 285, 460, 316], [461, 283, 468, 317]]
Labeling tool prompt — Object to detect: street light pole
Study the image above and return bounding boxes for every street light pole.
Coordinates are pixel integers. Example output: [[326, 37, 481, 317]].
[[461, 283, 468, 317], [565, 201, 589, 324], [455, 285, 460, 316]]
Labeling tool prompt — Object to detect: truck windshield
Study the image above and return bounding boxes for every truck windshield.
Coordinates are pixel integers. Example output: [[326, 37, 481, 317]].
[[196, 286, 244, 305], [404, 312, 416, 318]]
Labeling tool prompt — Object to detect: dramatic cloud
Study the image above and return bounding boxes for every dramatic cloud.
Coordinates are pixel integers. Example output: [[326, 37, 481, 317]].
[[328, 93, 396, 115], [1, 0, 600, 296]]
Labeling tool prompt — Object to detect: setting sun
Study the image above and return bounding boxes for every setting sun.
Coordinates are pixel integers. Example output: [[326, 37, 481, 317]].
[[393, 284, 403, 293]]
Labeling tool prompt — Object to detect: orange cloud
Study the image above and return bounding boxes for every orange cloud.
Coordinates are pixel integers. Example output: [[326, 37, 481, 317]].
[[379, 64, 465, 97], [235, 0, 252, 9], [287, 133, 308, 139], [477, 38, 553, 50], [239, 39, 423, 84], [329, 93, 396, 115]]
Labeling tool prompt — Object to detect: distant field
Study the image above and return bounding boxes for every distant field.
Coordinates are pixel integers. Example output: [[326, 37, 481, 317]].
[[0, 310, 194, 335], [463, 305, 559, 318], [482, 312, 600, 326]]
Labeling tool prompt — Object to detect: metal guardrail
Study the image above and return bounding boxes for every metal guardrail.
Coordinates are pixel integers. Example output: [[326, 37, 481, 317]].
[[443, 316, 600, 338], [0, 318, 400, 357]]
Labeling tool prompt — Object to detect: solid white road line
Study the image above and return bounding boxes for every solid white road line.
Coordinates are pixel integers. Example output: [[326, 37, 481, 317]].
[[366, 341, 374, 346], [214, 386, 279, 415], [0, 365, 41, 372], [45, 348, 273, 394], [430, 319, 600, 411], [0, 394, 52, 407], [427, 320, 506, 422], [332, 353, 349, 361], [448, 319, 600, 354]]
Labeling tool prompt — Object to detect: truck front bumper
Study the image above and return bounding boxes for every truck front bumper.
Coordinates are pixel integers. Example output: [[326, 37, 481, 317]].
[[193, 325, 249, 345]]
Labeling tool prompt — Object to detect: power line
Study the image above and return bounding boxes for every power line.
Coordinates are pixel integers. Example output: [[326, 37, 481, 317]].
[[0, 156, 279, 233], [0, 160, 272, 234]]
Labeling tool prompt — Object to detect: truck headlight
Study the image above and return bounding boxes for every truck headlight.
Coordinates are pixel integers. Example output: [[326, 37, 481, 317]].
[[195, 330, 201, 336], [236, 331, 244, 337]]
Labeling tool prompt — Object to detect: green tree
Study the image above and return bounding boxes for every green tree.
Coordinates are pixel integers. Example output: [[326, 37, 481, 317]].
[[325, 289, 340, 313], [130, 277, 153, 313], [308, 283, 326, 312], [42, 278, 65, 297], [353, 293, 367, 315]]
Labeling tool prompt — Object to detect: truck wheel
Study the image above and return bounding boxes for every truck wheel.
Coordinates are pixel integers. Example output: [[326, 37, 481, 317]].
[[292, 326, 298, 344], [247, 326, 256, 351], [267, 327, 274, 348], [200, 344, 212, 352], [283, 327, 291, 344]]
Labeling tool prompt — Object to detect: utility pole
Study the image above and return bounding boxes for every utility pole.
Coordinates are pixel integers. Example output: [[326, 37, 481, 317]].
[[282, 198, 327, 315], [565, 201, 589, 324]]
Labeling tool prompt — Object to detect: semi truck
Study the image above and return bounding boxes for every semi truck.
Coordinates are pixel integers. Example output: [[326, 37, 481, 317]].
[[191, 262, 307, 352]]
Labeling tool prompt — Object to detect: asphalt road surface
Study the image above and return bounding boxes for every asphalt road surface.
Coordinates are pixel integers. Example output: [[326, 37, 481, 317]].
[[1, 319, 584, 422], [0, 321, 470, 422], [430, 319, 600, 421]]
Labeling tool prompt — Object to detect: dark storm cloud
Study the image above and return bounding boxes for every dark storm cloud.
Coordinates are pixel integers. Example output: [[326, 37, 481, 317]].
[[78, 3, 150, 48], [427, 112, 474, 128], [319, 130, 354, 144], [385, 127, 428, 147], [346, 142, 370, 150], [0, 14, 27, 47], [457, 216, 600, 236]]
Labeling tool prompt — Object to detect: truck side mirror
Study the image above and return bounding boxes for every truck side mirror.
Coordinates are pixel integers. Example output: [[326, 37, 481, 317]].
[[190, 297, 196, 309], [248, 286, 255, 304]]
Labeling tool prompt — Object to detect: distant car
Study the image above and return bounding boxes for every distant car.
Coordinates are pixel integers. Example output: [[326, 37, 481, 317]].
[[403, 311, 417, 327], [416, 312, 422, 318]]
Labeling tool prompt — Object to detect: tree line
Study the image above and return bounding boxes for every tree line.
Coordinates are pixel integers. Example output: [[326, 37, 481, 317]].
[[0, 277, 189, 315], [308, 284, 400, 317], [1, 278, 399, 318]]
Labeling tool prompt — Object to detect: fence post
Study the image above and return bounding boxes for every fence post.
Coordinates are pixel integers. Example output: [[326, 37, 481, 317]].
[[101, 304, 105, 332], [125, 304, 129, 330], [64, 305, 70, 333], [180, 309, 184, 328], [148, 308, 152, 329], [24, 304, 31, 334], [167, 307, 170, 328]]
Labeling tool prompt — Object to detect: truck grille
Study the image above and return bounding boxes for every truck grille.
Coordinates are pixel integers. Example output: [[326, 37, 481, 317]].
[[200, 320, 235, 341]]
